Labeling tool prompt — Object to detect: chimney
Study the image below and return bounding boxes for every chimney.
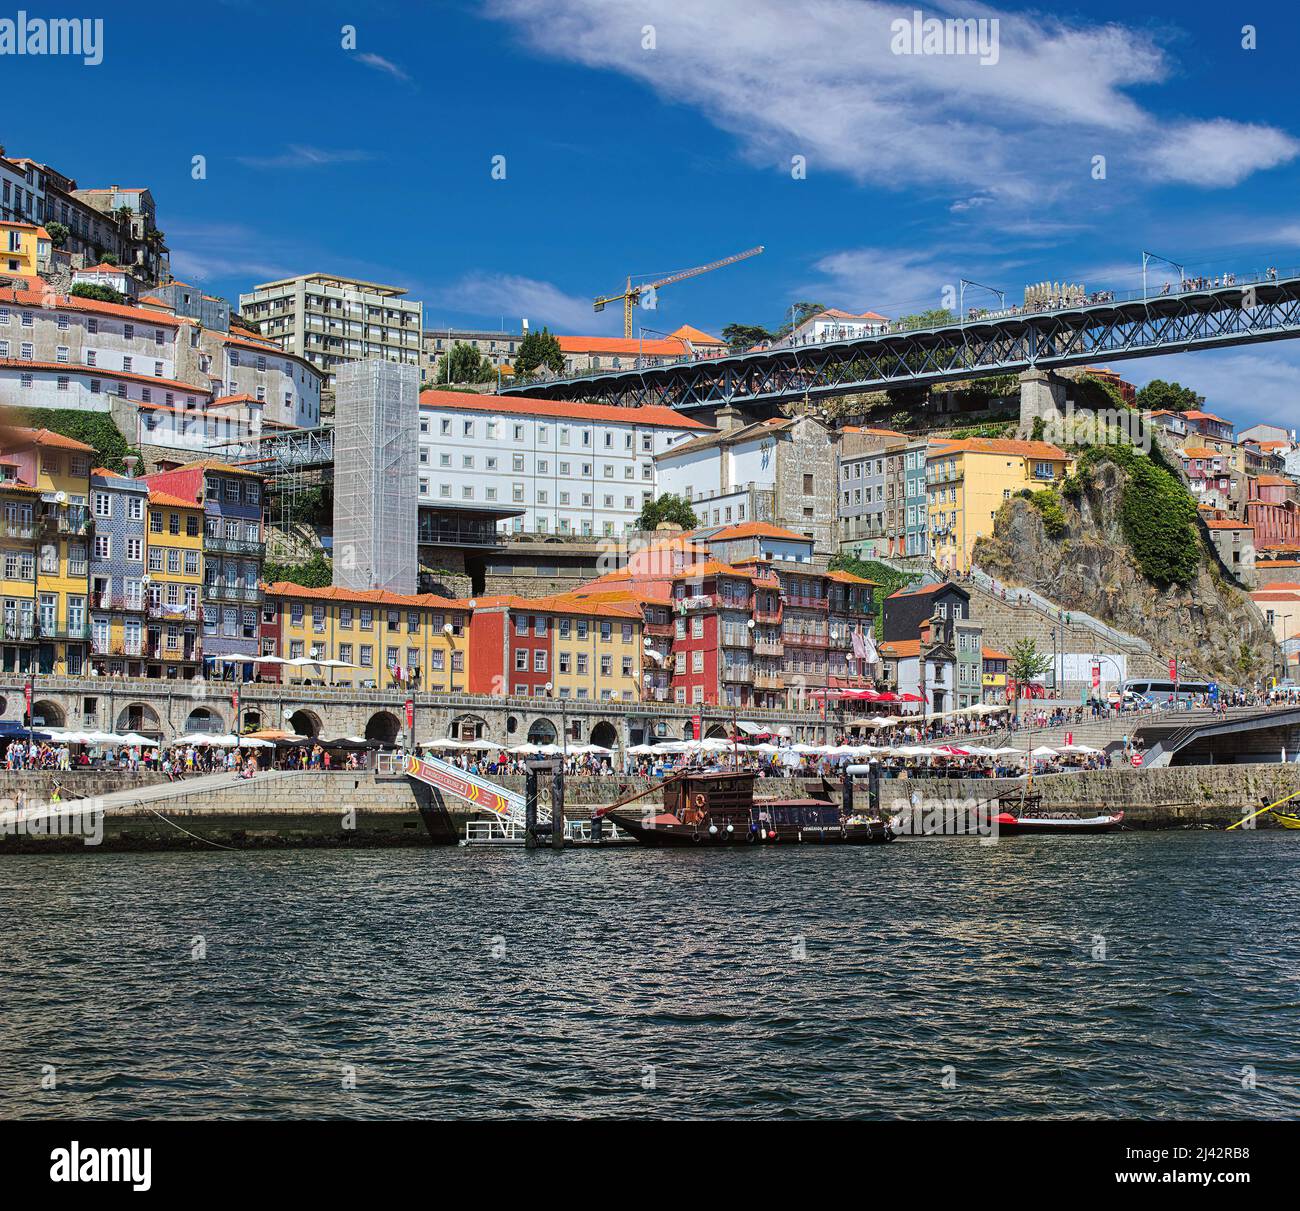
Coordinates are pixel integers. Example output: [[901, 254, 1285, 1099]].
[[715, 405, 744, 432]]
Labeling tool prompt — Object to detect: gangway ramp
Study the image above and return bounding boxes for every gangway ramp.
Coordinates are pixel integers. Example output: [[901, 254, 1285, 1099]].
[[402, 753, 542, 824]]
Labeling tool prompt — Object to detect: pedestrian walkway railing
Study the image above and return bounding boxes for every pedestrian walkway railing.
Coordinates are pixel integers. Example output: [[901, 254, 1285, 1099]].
[[967, 566, 1158, 657]]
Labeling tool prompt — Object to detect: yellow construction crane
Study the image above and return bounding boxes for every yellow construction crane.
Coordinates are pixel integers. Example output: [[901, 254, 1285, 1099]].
[[594, 246, 764, 338]]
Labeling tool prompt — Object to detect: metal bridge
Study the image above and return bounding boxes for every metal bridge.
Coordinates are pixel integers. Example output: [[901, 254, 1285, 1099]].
[[499, 266, 1300, 409], [218, 426, 335, 475]]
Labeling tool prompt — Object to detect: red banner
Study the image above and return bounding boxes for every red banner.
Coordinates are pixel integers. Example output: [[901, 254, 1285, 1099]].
[[1091, 663, 1101, 692], [404, 755, 517, 818], [404, 698, 414, 730], [691, 714, 701, 740], [1168, 658, 1178, 681], [24, 682, 31, 715]]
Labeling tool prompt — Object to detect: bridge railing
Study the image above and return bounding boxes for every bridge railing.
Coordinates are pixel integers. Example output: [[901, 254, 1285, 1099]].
[[506, 264, 1300, 388]]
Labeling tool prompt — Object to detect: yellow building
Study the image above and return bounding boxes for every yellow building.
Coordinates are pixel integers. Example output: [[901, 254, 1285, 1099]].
[[265, 584, 471, 692], [926, 438, 1073, 572], [0, 219, 51, 278], [0, 429, 93, 674], [145, 489, 204, 676], [545, 594, 643, 703]]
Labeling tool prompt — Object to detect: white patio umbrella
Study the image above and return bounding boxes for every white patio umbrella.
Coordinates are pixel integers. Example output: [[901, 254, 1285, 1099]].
[[1031, 745, 1059, 758], [118, 732, 159, 747]]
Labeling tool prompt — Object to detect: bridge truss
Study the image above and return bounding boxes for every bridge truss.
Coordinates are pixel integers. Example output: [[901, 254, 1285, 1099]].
[[501, 271, 1300, 409]]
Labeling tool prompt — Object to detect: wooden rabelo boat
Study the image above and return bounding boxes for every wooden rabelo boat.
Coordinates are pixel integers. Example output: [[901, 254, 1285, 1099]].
[[989, 808, 1125, 835], [602, 769, 893, 847]]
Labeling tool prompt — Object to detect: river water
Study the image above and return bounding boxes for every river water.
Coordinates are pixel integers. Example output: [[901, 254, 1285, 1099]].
[[1, 833, 1297, 1119]]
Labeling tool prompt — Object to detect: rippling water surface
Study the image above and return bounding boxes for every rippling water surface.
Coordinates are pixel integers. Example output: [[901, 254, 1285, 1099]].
[[2, 834, 1298, 1119]]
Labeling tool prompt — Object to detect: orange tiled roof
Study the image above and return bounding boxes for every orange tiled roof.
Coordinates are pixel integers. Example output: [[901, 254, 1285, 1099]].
[[147, 489, 202, 509], [0, 285, 186, 327], [879, 638, 921, 657], [1204, 518, 1252, 530], [826, 569, 878, 586], [1181, 447, 1223, 460], [928, 437, 1069, 459], [668, 324, 726, 346], [3, 426, 94, 452], [265, 582, 471, 609], [417, 389, 710, 430], [709, 521, 812, 543], [556, 334, 688, 356], [982, 647, 1010, 660]]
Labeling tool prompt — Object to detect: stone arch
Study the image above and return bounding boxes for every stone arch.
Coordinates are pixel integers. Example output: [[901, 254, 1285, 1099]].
[[682, 720, 694, 740], [30, 699, 65, 728], [365, 711, 402, 745], [589, 720, 619, 750], [527, 717, 557, 745], [288, 709, 321, 738], [183, 706, 223, 734], [450, 713, 487, 741], [116, 702, 162, 736], [241, 709, 262, 733], [705, 723, 728, 739], [506, 715, 518, 734]]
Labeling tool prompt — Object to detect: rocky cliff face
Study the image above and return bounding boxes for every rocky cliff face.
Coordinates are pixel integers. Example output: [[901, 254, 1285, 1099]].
[[972, 460, 1274, 682]]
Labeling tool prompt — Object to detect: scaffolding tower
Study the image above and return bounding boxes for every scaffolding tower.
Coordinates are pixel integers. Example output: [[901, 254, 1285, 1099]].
[[333, 360, 419, 594]]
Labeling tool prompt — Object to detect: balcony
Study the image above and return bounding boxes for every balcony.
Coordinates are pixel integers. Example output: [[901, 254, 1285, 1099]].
[[0, 519, 36, 540], [204, 536, 266, 557], [91, 639, 144, 657], [677, 593, 720, 611], [38, 622, 91, 641], [721, 664, 753, 682], [204, 584, 262, 604], [783, 594, 829, 610], [144, 643, 199, 662], [753, 672, 785, 690], [720, 632, 752, 649], [95, 594, 148, 612], [752, 640, 784, 657], [147, 603, 200, 621], [783, 631, 829, 648], [752, 607, 782, 624], [39, 510, 93, 537], [417, 522, 506, 550], [1, 622, 36, 642], [644, 622, 675, 639]]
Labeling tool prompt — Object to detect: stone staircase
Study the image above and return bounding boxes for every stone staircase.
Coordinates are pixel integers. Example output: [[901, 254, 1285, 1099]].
[[963, 569, 1175, 685]]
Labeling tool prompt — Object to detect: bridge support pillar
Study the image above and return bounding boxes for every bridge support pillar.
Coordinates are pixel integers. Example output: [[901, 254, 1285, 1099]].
[[1019, 369, 1068, 438]]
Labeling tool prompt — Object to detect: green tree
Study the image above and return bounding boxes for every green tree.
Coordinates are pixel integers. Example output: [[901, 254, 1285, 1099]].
[[896, 307, 955, 331], [774, 301, 826, 339], [45, 221, 69, 248], [1008, 638, 1052, 718], [514, 326, 564, 378], [1133, 378, 1205, 413], [438, 341, 496, 384], [721, 322, 774, 352], [635, 493, 699, 531], [70, 283, 124, 305], [263, 553, 332, 588], [12, 408, 142, 473]]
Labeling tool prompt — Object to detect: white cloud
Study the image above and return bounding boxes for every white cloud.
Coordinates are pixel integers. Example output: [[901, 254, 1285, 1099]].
[[799, 246, 964, 318], [355, 52, 411, 84], [423, 272, 618, 333], [1147, 120, 1300, 187], [237, 145, 375, 170], [486, 0, 1296, 201]]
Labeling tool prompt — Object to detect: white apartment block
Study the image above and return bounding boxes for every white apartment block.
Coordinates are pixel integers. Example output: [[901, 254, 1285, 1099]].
[[239, 273, 423, 389], [0, 287, 319, 453], [416, 390, 711, 536]]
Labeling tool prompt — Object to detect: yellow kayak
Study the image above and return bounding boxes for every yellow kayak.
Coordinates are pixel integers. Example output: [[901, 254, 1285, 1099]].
[[1270, 811, 1300, 830]]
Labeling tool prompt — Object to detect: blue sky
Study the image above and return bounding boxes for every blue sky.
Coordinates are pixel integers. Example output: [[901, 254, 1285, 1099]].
[[6, 0, 1300, 422]]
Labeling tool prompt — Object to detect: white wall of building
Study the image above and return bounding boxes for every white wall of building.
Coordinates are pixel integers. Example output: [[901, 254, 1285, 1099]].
[[416, 402, 699, 536]]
